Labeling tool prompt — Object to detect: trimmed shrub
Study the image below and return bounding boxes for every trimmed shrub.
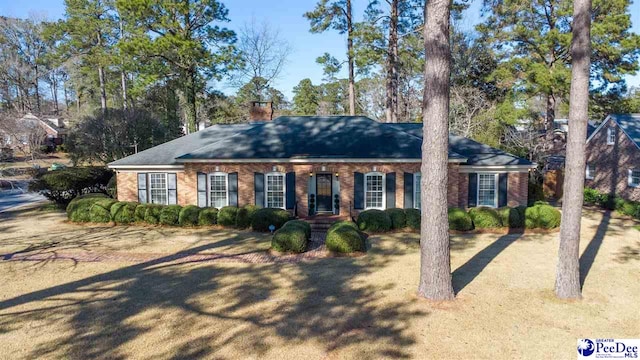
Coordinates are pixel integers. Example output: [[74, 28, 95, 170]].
[[144, 205, 163, 224], [218, 206, 239, 227], [160, 205, 182, 226], [326, 225, 365, 253], [384, 208, 407, 229], [525, 204, 561, 229], [468, 207, 503, 229], [328, 220, 359, 234], [498, 207, 525, 229], [179, 205, 201, 227], [405, 208, 421, 230], [236, 205, 259, 229], [198, 208, 218, 226], [356, 209, 392, 232], [134, 204, 148, 222], [619, 201, 640, 217], [448, 208, 473, 231], [66, 193, 109, 222], [583, 187, 600, 205], [111, 202, 138, 224], [251, 208, 291, 232], [106, 175, 117, 198], [89, 199, 117, 223], [30, 167, 114, 205], [271, 220, 310, 253]]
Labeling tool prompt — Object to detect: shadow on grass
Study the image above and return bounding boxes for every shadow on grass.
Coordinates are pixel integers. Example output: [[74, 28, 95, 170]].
[[0, 233, 422, 358], [452, 230, 523, 294], [579, 211, 611, 288]]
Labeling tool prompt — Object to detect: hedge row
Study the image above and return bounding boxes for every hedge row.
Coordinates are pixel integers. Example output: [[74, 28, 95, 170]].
[[271, 220, 311, 253], [584, 187, 640, 219], [325, 221, 365, 253], [355, 204, 561, 233], [66, 194, 292, 231]]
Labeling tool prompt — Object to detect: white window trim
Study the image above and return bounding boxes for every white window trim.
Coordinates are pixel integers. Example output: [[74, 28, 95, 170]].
[[149, 172, 169, 205], [477, 172, 499, 208], [585, 164, 595, 180], [265, 172, 286, 209], [629, 169, 640, 188], [364, 172, 386, 210], [208, 172, 229, 209], [414, 173, 421, 209], [607, 128, 615, 145]]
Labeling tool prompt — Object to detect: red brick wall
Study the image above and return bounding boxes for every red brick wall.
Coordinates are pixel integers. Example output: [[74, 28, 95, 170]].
[[586, 120, 640, 202], [115, 162, 530, 215]]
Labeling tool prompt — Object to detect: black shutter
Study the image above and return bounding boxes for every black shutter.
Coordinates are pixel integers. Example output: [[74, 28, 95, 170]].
[[468, 173, 478, 208], [286, 172, 296, 209], [197, 172, 207, 207], [386, 172, 396, 209], [167, 173, 177, 205], [354, 172, 364, 209], [403, 172, 414, 208], [137, 173, 147, 203], [498, 173, 508, 208], [228, 172, 238, 206], [254, 173, 265, 207]]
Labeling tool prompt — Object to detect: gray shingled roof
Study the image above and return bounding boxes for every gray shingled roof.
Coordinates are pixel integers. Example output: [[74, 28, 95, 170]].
[[109, 116, 533, 167], [386, 123, 534, 166], [609, 113, 640, 148]]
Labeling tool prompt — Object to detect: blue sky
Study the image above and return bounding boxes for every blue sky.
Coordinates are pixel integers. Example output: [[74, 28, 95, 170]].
[[1, 0, 639, 99]]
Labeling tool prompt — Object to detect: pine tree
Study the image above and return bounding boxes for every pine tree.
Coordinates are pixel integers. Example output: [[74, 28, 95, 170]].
[[292, 79, 320, 115]]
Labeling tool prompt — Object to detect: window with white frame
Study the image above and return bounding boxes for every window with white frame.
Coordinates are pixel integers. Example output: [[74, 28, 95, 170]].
[[586, 163, 595, 180], [477, 173, 498, 207], [149, 173, 168, 205], [607, 128, 615, 145], [266, 173, 285, 208], [365, 172, 384, 209], [629, 169, 640, 188], [414, 173, 421, 209], [209, 173, 228, 208]]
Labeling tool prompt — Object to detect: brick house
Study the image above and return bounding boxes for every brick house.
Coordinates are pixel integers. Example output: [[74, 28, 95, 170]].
[[108, 116, 534, 217], [585, 113, 640, 202]]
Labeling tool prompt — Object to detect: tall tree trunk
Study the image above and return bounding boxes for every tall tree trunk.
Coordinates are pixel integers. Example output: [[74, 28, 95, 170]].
[[185, 69, 198, 134], [97, 31, 107, 112], [119, 18, 128, 110], [418, 0, 454, 301], [346, 0, 356, 116], [63, 81, 69, 113], [385, 0, 399, 123], [50, 74, 59, 115], [545, 92, 555, 141], [34, 64, 41, 114], [555, 0, 591, 300]]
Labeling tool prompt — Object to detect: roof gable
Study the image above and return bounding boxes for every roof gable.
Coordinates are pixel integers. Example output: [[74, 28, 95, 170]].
[[587, 114, 640, 150]]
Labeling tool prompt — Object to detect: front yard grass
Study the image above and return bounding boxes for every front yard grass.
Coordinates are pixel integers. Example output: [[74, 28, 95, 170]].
[[0, 206, 638, 359]]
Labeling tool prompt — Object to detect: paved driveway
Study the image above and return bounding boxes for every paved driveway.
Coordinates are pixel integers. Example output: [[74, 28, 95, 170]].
[[0, 181, 46, 212]]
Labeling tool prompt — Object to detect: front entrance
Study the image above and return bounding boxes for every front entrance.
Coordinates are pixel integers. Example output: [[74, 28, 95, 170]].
[[315, 173, 333, 212]]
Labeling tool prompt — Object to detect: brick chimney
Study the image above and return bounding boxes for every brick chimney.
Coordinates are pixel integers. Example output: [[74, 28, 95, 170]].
[[249, 101, 274, 121]]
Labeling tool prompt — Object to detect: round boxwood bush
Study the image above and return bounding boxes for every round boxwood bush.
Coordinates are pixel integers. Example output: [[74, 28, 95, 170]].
[[356, 209, 392, 232], [218, 206, 239, 227], [468, 207, 503, 229], [66, 193, 109, 222], [89, 199, 117, 223], [384, 208, 407, 229], [198, 208, 218, 226], [134, 204, 148, 222], [251, 208, 291, 232], [328, 220, 358, 234], [448, 207, 473, 231], [160, 205, 182, 226], [326, 226, 365, 253], [144, 205, 163, 224], [271, 220, 310, 253], [498, 207, 524, 229], [110, 202, 138, 224], [179, 205, 201, 227], [236, 205, 259, 229], [405, 208, 421, 230], [525, 204, 561, 229]]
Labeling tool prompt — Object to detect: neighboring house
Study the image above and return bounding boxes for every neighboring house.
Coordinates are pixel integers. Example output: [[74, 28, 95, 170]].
[[585, 113, 640, 202], [108, 115, 535, 217], [0, 113, 67, 150]]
